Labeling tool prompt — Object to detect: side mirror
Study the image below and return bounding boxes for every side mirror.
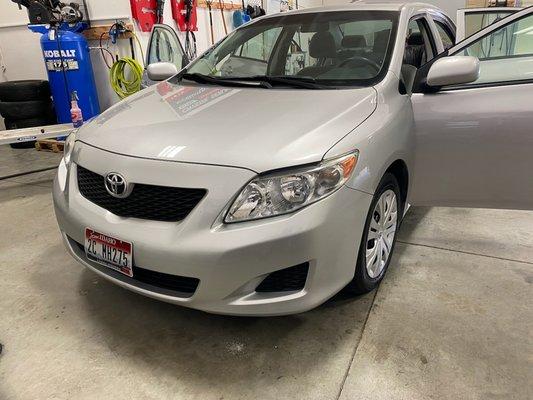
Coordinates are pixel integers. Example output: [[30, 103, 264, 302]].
[[147, 62, 179, 81], [427, 56, 480, 87]]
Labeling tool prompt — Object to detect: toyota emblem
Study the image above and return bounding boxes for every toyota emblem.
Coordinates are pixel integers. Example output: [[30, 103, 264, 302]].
[[104, 173, 133, 198]]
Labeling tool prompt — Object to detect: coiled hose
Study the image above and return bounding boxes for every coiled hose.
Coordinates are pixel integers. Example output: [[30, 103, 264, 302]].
[[110, 57, 144, 99]]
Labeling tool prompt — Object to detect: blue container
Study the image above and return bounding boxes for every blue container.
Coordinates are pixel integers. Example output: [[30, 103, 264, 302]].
[[29, 23, 100, 124]]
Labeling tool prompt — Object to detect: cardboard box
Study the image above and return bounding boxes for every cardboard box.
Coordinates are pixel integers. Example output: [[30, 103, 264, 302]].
[[466, 0, 488, 7]]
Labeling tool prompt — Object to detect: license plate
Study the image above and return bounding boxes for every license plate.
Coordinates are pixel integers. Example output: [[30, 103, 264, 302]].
[[84, 228, 133, 277]]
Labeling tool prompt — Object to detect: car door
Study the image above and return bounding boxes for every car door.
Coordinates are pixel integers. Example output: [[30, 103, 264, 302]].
[[456, 7, 521, 41], [142, 24, 187, 87], [410, 7, 533, 210]]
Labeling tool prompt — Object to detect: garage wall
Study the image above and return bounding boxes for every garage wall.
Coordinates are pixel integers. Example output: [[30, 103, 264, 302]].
[[425, 0, 467, 21], [315, 0, 467, 21], [0, 1, 237, 117], [0, 0, 506, 131]]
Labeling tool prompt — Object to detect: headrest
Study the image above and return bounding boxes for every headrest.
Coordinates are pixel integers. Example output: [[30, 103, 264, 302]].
[[374, 29, 391, 49], [341, 35, 367, 49], [309, 31, 336, 59], [407, 32, 425, 46]]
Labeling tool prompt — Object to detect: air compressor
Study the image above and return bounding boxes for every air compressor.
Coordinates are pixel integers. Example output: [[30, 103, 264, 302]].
[[11, 0, 100, 124]]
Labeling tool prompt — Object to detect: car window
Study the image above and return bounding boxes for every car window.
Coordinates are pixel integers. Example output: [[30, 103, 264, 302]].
[[434, 20, 454, 50], [457, 13, 533, 85], [183, 11, 399, 87], [464, 10, 517, 38], [219, 27, 283, 76], [403, 18, 435, 69], [399, 18, 434, 93], [235, 27, 282, 62], [285, 19, 394, 78], [285, 30, 315, 75], [147, 25, 185, 70]]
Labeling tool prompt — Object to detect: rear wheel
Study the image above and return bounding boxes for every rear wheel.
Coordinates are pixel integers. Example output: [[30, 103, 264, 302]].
[[347, 173, 402, 294]]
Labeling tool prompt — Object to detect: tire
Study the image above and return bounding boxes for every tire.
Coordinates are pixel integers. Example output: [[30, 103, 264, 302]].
[[347, 173, 403, 294], [5, 117, 55, 149], [0, 100, 51, 120], [0, 80, 51, 102], [4, 116, 55, 130]]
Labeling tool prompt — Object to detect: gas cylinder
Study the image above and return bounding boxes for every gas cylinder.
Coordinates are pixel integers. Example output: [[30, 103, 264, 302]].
[[30, 23, 100, 124]]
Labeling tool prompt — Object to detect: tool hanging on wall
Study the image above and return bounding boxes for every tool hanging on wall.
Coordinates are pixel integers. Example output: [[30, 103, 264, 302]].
[[97, 21, 145, 99], [233, 0, 250, 28], [156, 0, 165, 23], [182, 0, 198, 59], [246, 4, 265, 19], [219, 0, 228, 35], [206, 0, 215, 45], [11, 0, 88, 25], [172, 0, 198, 32], [129, 0, 158, 32], [488, 0, 508, 6], [232, 7, 243, 28]]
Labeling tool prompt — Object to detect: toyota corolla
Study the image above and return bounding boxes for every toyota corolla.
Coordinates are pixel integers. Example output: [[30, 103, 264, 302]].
[[53, 2, 533, 315]]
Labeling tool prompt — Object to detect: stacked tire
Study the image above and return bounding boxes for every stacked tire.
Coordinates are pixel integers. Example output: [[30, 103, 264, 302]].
[[0, 80, 57, 149]]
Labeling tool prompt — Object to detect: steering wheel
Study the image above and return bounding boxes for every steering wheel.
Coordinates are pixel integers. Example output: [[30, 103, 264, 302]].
[[338, 56, 381, 73]]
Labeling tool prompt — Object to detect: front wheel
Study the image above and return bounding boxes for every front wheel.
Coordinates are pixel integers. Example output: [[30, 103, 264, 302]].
[[347, 173, 402, 294]]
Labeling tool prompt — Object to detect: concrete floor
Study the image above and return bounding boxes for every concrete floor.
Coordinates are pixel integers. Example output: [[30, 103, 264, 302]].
[[0, 146, 531, 400]]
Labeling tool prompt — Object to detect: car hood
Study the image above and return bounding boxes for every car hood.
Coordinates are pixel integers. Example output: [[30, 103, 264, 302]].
[[79, 81, 376, 172]]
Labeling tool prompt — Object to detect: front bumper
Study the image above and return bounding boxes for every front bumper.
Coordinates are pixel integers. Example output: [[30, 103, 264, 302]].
[[53, 144, 372, 316]]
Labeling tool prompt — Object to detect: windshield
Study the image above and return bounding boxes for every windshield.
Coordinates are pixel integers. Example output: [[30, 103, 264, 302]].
[[178, 11, 399, 88]]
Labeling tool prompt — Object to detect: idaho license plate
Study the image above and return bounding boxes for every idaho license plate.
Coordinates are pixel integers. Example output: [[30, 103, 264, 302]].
[[84, 228, 133, 277]]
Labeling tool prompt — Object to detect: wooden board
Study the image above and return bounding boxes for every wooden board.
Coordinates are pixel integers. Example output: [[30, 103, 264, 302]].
[[198, 0, 244, 10], [35, 139, 65, 153], [83, 24, 135, 41]]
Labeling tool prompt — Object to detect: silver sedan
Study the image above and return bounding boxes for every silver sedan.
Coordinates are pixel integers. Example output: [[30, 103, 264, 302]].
[[53, 2, 533, 315]]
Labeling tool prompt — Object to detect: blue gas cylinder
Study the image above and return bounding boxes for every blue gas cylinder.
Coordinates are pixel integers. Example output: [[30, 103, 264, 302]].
[[29, 23, 100, 124]]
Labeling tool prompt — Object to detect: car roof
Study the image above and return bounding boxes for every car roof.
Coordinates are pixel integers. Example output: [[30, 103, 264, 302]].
[[264, 1, 438, 15]]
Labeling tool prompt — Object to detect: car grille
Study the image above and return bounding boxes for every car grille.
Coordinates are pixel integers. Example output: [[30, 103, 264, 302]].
[[71, 239, 200, 297], [256, 263, 309, 293], [77, 165, 206, 222]]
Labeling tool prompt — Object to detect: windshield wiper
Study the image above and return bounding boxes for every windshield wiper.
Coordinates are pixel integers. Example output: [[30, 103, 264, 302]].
[[180, 73, 272, 88], [229, 75, 328, 90], [181, 73, 328, 89]]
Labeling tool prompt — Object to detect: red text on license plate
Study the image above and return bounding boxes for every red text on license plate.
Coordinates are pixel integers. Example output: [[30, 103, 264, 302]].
[[84, 228, 133, 277]]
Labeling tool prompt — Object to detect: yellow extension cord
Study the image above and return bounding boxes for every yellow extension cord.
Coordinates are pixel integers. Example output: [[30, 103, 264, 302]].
[[109, 57, 144, 99]]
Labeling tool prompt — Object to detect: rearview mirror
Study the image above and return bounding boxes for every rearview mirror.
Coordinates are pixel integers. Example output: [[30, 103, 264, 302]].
[[147, 62, 179, 81], [427, 56, 480, 87]]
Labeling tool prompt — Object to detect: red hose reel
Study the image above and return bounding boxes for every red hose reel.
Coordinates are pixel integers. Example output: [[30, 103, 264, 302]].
[[129, 0, 158, 32], [130, 0, 197, 33], [171, 0, 198, 32]]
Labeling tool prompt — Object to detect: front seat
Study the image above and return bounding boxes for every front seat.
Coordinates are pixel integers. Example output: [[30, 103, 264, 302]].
[[401, 32, 427, 93], [371, 29, 391, 65], [404, 32, 427, 68], [338, 35, 367, 61], [297, 31, 337, 77]]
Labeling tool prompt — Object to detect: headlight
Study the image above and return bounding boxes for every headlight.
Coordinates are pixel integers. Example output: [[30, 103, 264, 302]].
[[63, 128, 77, 166], [225, 151, 358, 223]]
